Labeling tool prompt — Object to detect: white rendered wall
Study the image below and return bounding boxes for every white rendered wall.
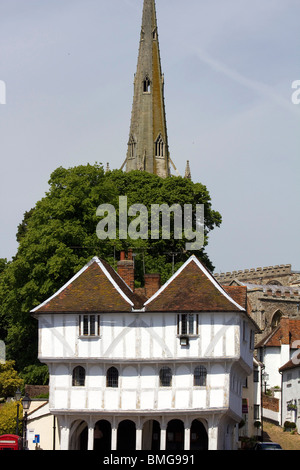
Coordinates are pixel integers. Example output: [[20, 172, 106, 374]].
[[38, 311, 254, 419]]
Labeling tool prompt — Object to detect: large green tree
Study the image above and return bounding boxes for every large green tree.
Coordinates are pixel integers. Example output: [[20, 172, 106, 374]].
[[0, 164, 221, 370]]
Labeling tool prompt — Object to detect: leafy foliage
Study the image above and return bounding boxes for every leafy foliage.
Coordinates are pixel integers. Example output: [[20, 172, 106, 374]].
[[0, 361, 23, 399], [0, 163, 221, 370], [20, 364, 49, 386], [0, 400, 23, 436]]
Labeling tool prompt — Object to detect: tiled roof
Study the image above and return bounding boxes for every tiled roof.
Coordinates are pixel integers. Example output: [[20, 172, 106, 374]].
[[223, 286, 247, 311], [279, 352, 300, 372], [256, 318, 300, 348], [144, 255, 246, 312], [31, 257, 144, 314], [31, 255, 257, 322]]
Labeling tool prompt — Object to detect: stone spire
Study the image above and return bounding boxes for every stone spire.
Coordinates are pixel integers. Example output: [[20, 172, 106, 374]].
[[123, 0, 170, 178]]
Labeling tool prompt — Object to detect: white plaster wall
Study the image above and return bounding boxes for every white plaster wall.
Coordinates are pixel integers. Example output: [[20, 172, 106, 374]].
[[39, 309, 254, 416], [39, 311, 246, 362], [49, 362, 232, 412]]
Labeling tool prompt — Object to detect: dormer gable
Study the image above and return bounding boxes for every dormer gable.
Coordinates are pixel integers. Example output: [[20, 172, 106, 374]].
[[31, 257, 143, 314], [144, 255, 246, 313]]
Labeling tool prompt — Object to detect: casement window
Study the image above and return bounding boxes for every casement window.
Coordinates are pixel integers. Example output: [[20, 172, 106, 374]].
[[159, 366, 172, 387], [177, 314, 198, 336], [72, 366, 86, 387], [79, 315, 100, 337], [254, 404, 260, 420], [106, 367, 119, 388], [253, 369, 260, 383], [194, 366, 207, 387]]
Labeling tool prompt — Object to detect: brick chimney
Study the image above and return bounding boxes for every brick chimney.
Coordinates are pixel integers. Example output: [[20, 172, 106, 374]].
[[144, 273, 161, 298], [280, 317, 290, 344], [117, 250, 134, 291]]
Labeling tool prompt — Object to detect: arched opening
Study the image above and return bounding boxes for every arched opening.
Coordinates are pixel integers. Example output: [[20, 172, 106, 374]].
[[159, 366, 172, 387], [128, 135, 136, 159], [69, 420, 88, 450], [143, 76, 151, 93], [117, 420, 136, 450], [268, 280, 283, 286], [190, 419, 208, 450], [166, 419, 184, 451], [94, 420, 111, 451], [271, 310, 283, 329], [106, 366, 119, 388], [72, 366, 85, 386], [142, 420, 161, 450], [155, 134, 164, 157]]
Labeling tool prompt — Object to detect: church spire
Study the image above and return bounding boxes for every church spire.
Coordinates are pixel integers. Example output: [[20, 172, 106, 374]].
[[124, 0, 170, 178]]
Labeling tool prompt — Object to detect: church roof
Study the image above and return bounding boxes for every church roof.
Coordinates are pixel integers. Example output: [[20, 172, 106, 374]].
[[144, 255, 246, 313], [31, 257, 144, 314]]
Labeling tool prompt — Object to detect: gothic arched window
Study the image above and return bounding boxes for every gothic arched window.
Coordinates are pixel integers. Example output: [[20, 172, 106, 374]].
[[72, 366, 86, 387], [128, 135, 136, 159], [106, 367, 119, 388], [194, 366, 207, 387], [155, 134, 164, 157], [271, 310, 283, 329]]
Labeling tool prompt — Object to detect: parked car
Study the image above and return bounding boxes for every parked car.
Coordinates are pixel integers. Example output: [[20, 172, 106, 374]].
[[253, 442, 282, 450]]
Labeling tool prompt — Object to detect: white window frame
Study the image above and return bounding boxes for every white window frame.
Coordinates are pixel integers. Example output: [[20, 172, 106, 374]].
[[177, 313, 199, 336], [79, 314, 100, 337]]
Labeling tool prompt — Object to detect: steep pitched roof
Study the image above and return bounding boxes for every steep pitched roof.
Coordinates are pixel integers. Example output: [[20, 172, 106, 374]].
[[31, 257, 143, 314], [144, 255, 246, 313]]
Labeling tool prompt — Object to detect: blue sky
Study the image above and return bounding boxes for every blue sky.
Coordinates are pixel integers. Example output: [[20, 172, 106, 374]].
[[0, 0, 299, 273]]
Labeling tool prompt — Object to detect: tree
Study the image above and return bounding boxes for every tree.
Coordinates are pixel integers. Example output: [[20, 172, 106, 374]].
[[0, 361, 23, 399], [0, 401, 23, 436], [0, 259, 8, 275], [0, 163, 221, 370], [20, 364, 49, 386]]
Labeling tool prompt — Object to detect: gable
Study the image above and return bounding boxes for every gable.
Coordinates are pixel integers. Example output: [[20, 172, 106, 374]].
[[256, 318, 300, 348], [31, 257, 143, 314], [144, 256, 245, 312]]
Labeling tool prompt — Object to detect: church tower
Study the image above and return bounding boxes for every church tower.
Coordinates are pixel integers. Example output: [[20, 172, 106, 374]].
[[123, 0, 171, 178]]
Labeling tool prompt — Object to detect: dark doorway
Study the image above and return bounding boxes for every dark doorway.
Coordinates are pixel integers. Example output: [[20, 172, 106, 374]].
[[166, 420, 184, 451], [117, 420, 136, 450], [190, 420, 208, 450], [142, 420, 161, 450], [79, 425, 88, 450], [94, 420, 111, 451]]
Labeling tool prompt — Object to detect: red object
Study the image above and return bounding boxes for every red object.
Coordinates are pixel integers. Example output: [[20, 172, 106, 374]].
[[0, 434, 22, 451]]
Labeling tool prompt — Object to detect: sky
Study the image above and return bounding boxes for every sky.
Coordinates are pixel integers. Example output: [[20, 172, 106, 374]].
[[0, 0, 299, 274]]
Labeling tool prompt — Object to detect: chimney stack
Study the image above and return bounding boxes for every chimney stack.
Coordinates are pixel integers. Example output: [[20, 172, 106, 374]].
[[280, 317, 290, 344], [117, 251, 135, 291], [144, 273, 161, 298]]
